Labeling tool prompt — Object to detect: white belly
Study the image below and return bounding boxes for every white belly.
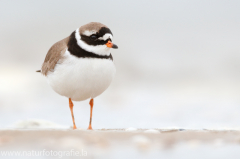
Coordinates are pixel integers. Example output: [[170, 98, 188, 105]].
[[46, 50, 116, 101]]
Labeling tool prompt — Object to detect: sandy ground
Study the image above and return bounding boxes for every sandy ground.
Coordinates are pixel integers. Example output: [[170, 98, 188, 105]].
[[0, 128, 240, 159]]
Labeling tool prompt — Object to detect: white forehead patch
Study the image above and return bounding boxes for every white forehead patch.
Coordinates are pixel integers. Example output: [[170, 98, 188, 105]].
[[75, 28, 111, 56], [82, 30, 97, 36], [98, 33, 113, 41]]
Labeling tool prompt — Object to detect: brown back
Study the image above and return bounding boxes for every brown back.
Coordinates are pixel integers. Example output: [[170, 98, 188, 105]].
[[41, 37, 69, 76]]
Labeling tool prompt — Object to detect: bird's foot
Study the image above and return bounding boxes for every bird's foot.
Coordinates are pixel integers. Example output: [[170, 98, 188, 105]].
[[87, 125, 93, 130]]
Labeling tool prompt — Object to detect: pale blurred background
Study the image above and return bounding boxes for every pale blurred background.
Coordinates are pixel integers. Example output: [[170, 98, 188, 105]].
[[0, 0, 240, 129]]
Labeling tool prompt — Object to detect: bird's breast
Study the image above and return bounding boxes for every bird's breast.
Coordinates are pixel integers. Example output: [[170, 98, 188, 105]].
[[47, 50, 116, 101]]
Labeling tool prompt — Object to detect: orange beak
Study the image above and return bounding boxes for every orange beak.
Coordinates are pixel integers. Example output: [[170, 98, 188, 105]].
[[106, 41, 118, 49]]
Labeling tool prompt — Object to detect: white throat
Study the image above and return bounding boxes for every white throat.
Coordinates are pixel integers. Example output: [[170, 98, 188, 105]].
[[75, 28, 111, 56]]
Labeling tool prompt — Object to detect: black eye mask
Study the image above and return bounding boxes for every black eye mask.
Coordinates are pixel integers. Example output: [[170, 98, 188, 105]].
[[67, 31, 113, 60], [80, 27, 113, 46]]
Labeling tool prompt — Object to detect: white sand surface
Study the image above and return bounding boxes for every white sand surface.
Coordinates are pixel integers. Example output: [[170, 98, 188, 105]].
[[1, 128, 240, 159]]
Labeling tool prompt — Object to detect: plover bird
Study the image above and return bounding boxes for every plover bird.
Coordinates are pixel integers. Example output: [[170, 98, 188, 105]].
[[37, 22, 118, 130]]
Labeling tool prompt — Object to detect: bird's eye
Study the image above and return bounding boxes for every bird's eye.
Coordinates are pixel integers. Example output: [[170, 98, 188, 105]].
[[90, 34, 97, 40]]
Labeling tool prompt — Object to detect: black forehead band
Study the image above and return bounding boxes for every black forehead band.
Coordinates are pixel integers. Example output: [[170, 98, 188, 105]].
[[98, 27, 113, 37]]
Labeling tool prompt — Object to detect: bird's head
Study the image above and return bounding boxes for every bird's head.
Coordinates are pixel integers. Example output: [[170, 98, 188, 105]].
[[74, 22, 118, 56]]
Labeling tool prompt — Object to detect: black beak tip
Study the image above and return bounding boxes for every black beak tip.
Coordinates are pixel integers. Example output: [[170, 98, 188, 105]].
[[112, 44, 118, 49]]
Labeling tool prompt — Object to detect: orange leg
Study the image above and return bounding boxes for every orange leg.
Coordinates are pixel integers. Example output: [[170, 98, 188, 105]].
[[88, 98, 94, 130], [69, 98, 77, 129]]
